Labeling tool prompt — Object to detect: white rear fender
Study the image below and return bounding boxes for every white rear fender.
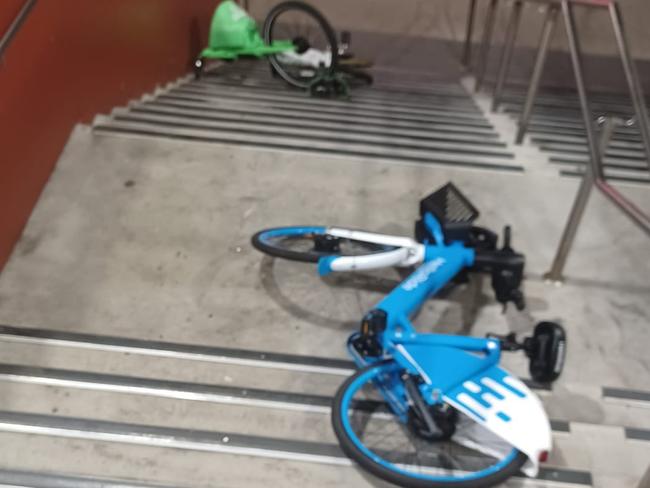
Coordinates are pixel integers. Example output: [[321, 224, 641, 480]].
[[444, 365, 552, 477], [319, 247, 422, 275], [327, 228, 421, 250], [318, 228, 425, 275]]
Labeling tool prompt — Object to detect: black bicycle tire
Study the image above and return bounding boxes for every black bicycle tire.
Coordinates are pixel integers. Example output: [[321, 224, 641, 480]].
[[251, 227, 324, 263], [251, 226, 396, 263], [263, 1, 339, 89], [331, 362, 529, 488]]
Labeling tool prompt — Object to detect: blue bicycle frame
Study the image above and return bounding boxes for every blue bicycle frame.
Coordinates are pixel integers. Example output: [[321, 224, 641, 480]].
[[342, 213, 506, 422], [253, 201, 556, 480]]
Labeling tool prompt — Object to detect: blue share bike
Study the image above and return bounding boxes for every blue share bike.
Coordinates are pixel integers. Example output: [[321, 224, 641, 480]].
[[251, 183, 566, 488]]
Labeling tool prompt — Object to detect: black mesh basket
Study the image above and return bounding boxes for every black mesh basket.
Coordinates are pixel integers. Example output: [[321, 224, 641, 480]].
[[416, 183, 479, 243]]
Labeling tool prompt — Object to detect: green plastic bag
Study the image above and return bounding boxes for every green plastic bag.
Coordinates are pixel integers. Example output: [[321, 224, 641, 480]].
[[200, 0, 293, 59]]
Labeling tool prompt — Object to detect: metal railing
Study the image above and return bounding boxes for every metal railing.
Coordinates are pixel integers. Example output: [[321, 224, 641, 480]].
[[464, 0, 650, 172], [544, 115, 650, 283], [0, 0, 37, 62]]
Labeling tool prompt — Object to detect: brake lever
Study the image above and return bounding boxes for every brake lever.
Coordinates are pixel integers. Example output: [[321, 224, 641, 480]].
[[471, 225, 526, 312], [491, 226, 525, 313]]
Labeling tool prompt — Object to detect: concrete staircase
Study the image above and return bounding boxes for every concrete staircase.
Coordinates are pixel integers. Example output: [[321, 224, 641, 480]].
[[0, 61, 648, 487], [0, 324, 619, 487], [93, 61, 522, 174], [0, 320, 648, 486]]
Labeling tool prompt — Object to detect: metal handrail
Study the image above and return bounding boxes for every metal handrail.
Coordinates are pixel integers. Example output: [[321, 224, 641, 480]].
[[0, 0, 37, 62], [544, 116, 650, 283]]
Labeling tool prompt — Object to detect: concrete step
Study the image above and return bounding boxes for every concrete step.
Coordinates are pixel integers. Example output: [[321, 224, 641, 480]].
[[0, 433, 597, 488], [522, 116, 640, 137], [0, 432, 359, 488], [550, 157, 649, 175], [529, 126, 643, 144], [108, 107, 513, 160], [501, 96, 643, 117], [551, 159, 649, 175], [137, 95, 499, 137], [194, 76, 480, 109], [3, 325, 646, 484], [560, 167, 650, 185], [0, 408, 595, 488], [181, 81, 482, 116], [0, 361, 563, 429], [0, 326, 348, 396], [201, 65, 473, 99], [163, 87, 491, 128], [4, 365, 647, 488], [540, 144, 647, 162], [0, 468, 185, 488], [2, 361, 644, 479], [127, 101, 505, 147], [2, 325, 649, 432], [0, 382, 337, 443], [5, 326, 650, 427], [530, 133, 645, 152], [503, 108, 642, 135], [0, 349, 608, 485], [93, 119, 522, 173]]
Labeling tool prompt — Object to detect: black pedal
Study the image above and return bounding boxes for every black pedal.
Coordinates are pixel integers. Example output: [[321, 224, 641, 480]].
[[526, 322, 567, 383]]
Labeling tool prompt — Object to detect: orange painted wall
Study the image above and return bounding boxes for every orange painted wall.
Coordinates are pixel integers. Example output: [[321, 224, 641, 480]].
[[0, 0, 218, 272]]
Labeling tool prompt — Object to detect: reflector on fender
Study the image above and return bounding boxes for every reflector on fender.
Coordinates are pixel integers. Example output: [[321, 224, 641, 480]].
[[539, 451, 549, 463]]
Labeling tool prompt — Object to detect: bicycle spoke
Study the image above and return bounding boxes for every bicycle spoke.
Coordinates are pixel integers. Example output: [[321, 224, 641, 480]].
[[340, 365, 521, 479]]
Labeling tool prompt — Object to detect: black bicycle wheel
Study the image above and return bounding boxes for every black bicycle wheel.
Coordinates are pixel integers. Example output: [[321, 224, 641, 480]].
[[332, 361, 528, 488], [263, 1, 338, 89], [251, 226, 394, 263]]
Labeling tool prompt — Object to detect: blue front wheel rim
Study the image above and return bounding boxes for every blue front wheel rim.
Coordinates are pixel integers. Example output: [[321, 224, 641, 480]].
[[332, 361, 527, 487]]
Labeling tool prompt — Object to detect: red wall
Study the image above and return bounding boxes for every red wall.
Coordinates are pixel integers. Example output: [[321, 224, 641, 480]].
[[0, 0, 218, 272]]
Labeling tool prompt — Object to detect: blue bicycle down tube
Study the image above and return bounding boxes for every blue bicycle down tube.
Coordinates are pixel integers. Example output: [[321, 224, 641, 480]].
[[376, 242, 475, 329]]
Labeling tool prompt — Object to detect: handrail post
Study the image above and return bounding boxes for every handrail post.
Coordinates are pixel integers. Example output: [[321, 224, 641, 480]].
[[0, 0, 37, 62], [474, 0, 499, 92], [543, 117, 618, 284], [462, 0, 478, 67], [515, 4, 559, 144], [492, 0, 523, 112], [544, 114, 650, 284]]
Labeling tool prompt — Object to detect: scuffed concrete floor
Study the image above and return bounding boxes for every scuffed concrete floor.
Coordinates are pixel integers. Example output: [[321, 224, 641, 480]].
[[0, 125, 648, 487], [3, 126, 648, 383]]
